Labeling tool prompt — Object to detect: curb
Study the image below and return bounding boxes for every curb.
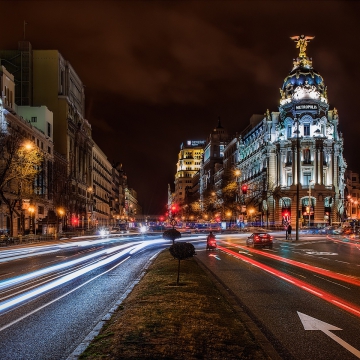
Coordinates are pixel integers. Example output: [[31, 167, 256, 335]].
[[66, 251, 160, 360], [194, 256, 283, 360]]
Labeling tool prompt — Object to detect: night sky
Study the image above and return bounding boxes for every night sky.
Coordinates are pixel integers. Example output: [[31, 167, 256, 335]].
[[1, 1, 360, 214]]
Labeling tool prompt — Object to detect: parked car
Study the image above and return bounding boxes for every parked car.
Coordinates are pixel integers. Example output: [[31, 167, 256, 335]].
[[246, 232, 273, 249]]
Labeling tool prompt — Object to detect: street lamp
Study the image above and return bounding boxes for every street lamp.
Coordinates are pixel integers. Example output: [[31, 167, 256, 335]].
[[294, 117, 300, 241], [57, 208, 65, 233], [87, 187, 93, 229], [28, 205, 35, 235]]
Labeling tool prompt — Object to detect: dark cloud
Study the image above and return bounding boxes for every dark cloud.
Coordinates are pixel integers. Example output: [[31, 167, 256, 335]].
[[1, 1, 360, 213]]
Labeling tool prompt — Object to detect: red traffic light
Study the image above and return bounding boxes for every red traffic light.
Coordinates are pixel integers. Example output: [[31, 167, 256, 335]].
[[171, 204, 178, 213], [241, 184, 248, 194]]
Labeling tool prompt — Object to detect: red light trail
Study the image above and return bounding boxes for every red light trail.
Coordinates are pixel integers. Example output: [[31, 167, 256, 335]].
[[218, 246, 360, 318], [222, 241, 360, 287]]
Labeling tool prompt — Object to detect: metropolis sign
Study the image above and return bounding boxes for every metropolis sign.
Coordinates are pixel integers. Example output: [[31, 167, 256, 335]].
[[295, 104, 318, 111]]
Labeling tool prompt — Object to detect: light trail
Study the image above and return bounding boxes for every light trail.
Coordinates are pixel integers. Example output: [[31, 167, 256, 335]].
[[0, 239, 168, 313], [0, 242, 141, 290], [221, 241, 360, 287], [0, 257, 131, 333], [218, 246, 360, 318]]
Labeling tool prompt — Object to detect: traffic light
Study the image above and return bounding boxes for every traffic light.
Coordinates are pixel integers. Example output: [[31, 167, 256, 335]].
[[72, 217, 78, 226], [171, 204, 178, 213], [241, 184, 248, 195]]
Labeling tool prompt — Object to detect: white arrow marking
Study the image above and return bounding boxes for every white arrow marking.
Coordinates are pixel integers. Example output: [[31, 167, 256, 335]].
[[239, 251, 253, 256], [297, 312, 360, 358]]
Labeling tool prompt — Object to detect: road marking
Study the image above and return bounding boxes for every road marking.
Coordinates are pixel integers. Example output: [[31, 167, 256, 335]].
[[297, 312, 360, 358], [209, 254, 221, 260], [238, 251, 253, 256], [305, 251, 338, 255], [313, 275, 351, 289], [334, 260, 351, 264]]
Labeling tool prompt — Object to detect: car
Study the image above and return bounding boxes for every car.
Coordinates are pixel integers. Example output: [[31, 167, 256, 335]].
[[246, 232, 273, 249]]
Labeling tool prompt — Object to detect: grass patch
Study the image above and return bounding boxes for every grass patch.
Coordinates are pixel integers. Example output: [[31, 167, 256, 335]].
[[79, 250, 268, 359]]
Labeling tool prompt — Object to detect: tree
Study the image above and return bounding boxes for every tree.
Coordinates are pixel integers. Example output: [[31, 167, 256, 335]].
[[169, 242, 196, 285], [163, 228, 181, 244], [0, 126, 43, 236]]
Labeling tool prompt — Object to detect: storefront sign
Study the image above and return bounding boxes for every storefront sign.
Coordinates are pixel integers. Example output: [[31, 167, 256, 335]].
[[295, 104, 318, 111]]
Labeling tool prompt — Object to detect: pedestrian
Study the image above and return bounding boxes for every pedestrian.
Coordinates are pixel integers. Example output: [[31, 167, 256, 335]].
[[285, 222, 288, 239], [287, 224, 292, 240]]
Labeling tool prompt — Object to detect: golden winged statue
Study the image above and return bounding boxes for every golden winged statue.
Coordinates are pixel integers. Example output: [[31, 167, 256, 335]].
[[290, 35, 315, 57]]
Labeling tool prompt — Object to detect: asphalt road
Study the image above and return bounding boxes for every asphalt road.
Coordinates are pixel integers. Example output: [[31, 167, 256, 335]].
[[196, 232, 360, 360], [0, 235, 169, 360], [1, 232, 359, 360]]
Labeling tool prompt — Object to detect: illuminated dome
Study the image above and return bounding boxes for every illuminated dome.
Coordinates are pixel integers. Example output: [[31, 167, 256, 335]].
[[279, 35, 328, 105], [282, 62, 326, 93]]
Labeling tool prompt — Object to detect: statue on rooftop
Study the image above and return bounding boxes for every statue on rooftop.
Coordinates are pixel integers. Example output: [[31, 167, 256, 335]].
[[290, 35, 315, 57]]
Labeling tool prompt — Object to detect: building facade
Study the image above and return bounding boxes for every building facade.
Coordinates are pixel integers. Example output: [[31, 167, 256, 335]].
[[174, 140, 205, 205], [0, 65, 55, 235], [237, 36, 346, 227]]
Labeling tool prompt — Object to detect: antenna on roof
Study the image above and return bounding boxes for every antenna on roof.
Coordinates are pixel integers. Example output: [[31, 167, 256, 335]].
[[23, 21, 28, 40]]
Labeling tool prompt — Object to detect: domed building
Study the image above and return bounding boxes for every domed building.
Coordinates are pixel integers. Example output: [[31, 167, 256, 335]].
[[237, 35, 346, 230]]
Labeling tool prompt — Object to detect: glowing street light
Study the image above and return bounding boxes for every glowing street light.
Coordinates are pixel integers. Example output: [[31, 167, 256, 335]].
[[28, 205, 35, 235]]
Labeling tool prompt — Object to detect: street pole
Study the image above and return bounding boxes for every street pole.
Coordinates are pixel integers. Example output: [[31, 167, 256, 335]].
[[308, 180, 313, 227], [295, 118, 300, 241]]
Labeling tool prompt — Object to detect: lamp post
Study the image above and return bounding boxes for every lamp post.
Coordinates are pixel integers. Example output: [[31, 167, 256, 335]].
[[294, 117, 300, 241], [57, 208, 65, 233], [28, 205, 35, 235], [308, 180, 314, 227], [87, 187, 93, 230]]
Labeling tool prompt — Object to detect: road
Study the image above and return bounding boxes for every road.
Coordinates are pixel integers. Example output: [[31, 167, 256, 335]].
[[0, 235, 169, 360], [0, 232, 359, 360], [196, 232, 360, 360]]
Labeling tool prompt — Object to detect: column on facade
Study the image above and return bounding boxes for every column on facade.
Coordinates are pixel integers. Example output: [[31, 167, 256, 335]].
[[290, 194, 297, 228], [328, 148, 333, 186], [319, 144, 324, 186], [291, 141, 296, 186], [267, 148, 277, 225], [314, 194, 325, 224], [315, 144, 319, 185], [279, 149, 284, 186], [332, 148, 339, 223]]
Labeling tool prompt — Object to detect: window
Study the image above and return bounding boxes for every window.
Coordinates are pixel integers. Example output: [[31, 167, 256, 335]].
[[38, 206, 44, 215], [31, 116, 37, 123], [47, 122, 51, 137], [303, 148, 311, 163], [48, 146, 51, 154], [304, 123, 310, 136], [303, 172, 311, 185], [287, 173, 292, 186], [286, 150, 292, 164], [287, 125, 292, 138]]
